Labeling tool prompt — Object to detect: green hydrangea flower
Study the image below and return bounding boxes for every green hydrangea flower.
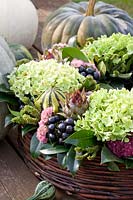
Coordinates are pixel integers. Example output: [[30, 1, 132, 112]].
[[75, 88, 133, 142], [8, 59, 85, 103]]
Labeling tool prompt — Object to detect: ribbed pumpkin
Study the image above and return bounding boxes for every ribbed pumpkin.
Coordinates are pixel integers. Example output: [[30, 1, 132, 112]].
[[41, 0, 133, 50]]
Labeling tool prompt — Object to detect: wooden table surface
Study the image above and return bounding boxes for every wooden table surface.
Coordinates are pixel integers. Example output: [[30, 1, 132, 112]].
[[0, 140, 39, 200], [0, 138, 74, 200]]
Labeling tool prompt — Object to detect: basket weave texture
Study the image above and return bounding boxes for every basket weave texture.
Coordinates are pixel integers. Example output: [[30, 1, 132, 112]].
[[19, 134, 133, 200]]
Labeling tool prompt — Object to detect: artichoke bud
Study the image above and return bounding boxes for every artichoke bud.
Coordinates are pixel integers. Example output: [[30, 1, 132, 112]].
[[63, 89, 89, 119]]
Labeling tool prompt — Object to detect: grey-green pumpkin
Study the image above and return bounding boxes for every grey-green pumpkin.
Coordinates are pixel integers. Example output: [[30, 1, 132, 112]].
[[0, 36, 16, 140], [41, 0, 133, 50], [0, 73, 11, 141], [0, 36, 16, 75]]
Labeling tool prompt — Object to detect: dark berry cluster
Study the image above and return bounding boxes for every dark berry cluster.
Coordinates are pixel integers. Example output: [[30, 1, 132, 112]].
[[78, 65, 100, 81], [46, 115, 75, 145]]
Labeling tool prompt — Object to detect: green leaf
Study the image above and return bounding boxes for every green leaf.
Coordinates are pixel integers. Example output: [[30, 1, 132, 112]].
[[107, 162, 120, 171], [110, 80, 124, 89], [8, 106, 21, 117], [127, 157, 133, 160], [64, 130, 97, 149], [127, 43, 133, 54], [124, 159, 133, 169], [30, 133, 45, 158], [0, 92, 18, 105], [21, 124, 37, 137], [97, 61, 106, 76], [40, 145, 68, 155], [44, 155, 53, 161], [65, 146, 81, 175], [57, 153, 67, 168], [99, 83, 113, 90], [82, 76, 96, 91], [110, 72, 132, 79], [4, 114, 13, 127], [101, 145, 123, 164], [62, 47, 88, 62], [0, 84, 11, 93]]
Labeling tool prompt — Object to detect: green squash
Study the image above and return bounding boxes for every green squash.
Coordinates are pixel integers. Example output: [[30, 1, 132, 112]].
[[41, 0, 133, 50], [9, 43, 33, 61], [9, 43, 33, 67], [27, 180, 56, 200]]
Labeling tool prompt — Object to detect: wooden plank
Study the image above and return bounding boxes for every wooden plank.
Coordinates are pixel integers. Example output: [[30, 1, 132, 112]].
[[0, 140, 39, 200], [0, 182, 11, 200], [32, 0, 71, 10]]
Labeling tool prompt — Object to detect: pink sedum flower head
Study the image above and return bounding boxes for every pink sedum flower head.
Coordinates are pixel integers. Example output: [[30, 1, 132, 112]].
[[36, 125, 48, 143], [107, 136, 133, 158], [40, 107, 53, 124], [36, 107, 53, 143]]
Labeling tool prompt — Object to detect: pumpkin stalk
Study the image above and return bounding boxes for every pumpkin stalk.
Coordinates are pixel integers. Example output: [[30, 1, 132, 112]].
[[85, 0, 96, 16]]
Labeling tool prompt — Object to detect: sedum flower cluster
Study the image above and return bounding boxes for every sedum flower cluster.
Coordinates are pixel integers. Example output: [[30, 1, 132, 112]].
[[107, 136, 133, 158], [75, 88, 133, 142], [37, 107, 53, 143], [8, 59, 85, 104]]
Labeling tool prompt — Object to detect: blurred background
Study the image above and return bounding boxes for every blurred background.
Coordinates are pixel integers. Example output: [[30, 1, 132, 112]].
[[73, 0, 133, 17]]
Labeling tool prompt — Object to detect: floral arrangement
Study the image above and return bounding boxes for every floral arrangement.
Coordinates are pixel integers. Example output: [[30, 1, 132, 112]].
[[0, 33, 133, 174]]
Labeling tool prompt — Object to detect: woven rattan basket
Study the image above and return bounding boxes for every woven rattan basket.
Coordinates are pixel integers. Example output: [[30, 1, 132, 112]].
[[18, 133, 133, 200]]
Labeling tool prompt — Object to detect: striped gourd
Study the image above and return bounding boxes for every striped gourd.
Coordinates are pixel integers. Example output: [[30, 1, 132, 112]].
[[42, 88, 66, 113], [27, 180, 56, 200]]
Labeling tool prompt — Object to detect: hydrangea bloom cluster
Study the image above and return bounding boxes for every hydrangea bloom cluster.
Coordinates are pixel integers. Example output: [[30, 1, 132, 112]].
[[36, 107, 53, 143], [75, 88, 133, 142], [8, 59, 85, 103]]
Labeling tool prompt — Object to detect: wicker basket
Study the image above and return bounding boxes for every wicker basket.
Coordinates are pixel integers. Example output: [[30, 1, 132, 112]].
[[18, 133, 133, 200]]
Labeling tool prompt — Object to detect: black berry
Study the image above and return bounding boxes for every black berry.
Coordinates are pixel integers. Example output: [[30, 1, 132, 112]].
[[48, 133, 56, 142], [62, 132, 69, 139], [65, 118, 74, 125], [86, 67, 95, 75], [48, 124, 55, 131], [48, 116, 56, 124], [66, 125, 74, 134], [93, 71, 100, 80], [81, 71, 87, 77], [79, 65, 86, 73], [58, 123, 66, 132]]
